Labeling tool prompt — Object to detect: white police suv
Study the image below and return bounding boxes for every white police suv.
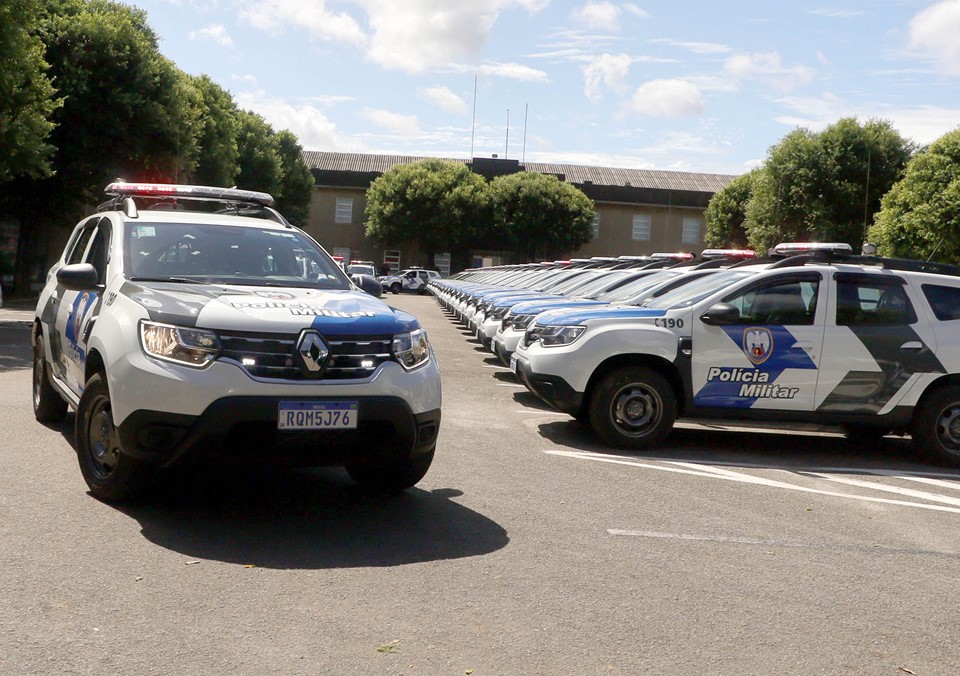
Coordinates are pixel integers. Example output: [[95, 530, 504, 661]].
[[512, 243, 960, 465], [32, 183, 441, 501]]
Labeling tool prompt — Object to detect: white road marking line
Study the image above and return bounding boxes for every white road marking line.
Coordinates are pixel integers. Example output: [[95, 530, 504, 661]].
[[545, 450, 960, 514], [516, 410, 568, 415], [606, 530, 960, 557], [804, 473, 960, 507], [498, 383, 526, 388], [483, 364, 510, 370]]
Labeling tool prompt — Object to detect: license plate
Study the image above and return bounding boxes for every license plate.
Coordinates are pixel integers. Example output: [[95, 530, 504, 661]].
[[510, 355, 518, 374], [277, 401, 358, 430]]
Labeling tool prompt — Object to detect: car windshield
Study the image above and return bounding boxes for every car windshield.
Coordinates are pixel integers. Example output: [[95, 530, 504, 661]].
[[123, 222, 351, 289], [641, 270, 757, 309]]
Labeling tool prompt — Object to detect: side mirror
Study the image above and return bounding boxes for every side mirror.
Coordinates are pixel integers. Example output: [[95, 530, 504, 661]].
[[700, 302, 740, 326], [56, 263, 100, 291], [352, 274, 383, 298]]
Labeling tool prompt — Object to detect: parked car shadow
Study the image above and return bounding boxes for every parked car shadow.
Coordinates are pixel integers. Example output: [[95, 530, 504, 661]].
[[534, 415, 948, 476], [113, 465, 508, 570], [0, 326, 33, 371]]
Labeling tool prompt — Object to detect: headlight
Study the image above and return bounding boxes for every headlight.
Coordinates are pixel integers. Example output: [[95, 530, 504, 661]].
[[392, 328, 431, 370], [139, 321, 220, 367], [539, 325, 586, 347], [507, 314, 535, 331]]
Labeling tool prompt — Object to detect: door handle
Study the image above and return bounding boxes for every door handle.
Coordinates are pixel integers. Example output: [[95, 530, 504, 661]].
[[792, 341, 814, 350], [900, 341, 924, 352]]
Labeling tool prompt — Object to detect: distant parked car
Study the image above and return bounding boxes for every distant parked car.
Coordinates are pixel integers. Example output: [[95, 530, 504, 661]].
[[380, 268, 441, 294]]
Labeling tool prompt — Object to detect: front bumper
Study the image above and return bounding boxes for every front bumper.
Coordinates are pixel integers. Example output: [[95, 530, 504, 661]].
[[512, 354, 583, 415], [119, 396, 441, 468]]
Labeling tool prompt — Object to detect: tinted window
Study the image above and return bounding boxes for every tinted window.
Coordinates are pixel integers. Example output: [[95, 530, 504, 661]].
[[836, 279, 915, 325], [922, 284, 960, 321], [724, 278, 819, 325]]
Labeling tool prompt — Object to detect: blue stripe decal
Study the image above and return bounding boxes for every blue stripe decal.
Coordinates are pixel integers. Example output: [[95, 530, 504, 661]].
[[694, 326, 818, 408], [509, 299, 607, 314], [536, 307, 667, 326]]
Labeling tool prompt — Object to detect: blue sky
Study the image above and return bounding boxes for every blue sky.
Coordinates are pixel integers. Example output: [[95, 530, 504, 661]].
[[136, 0, 960, 176]]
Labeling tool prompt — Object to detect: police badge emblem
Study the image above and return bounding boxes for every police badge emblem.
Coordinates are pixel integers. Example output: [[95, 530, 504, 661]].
[[743, 327, 773, 365]]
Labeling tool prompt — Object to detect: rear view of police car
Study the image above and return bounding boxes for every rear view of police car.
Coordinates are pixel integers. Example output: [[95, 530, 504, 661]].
[[32, 183, 441, 501]]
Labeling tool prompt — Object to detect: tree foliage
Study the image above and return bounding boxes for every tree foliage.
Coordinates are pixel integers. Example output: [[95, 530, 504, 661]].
[[365, 159, 491, 264], [744, 118, 914, 252], [704, 170, 757, 248], [0, 0, 60, 183], [869, 128, 960, 262], [274, 130, 315, 227], [489, 172, 594, 261], [235, 110, 282, 196], [190, 75, 239, 187]]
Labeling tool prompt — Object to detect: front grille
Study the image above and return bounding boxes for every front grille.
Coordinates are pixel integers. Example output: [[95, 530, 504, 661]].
[[217, 330, 394, 380]]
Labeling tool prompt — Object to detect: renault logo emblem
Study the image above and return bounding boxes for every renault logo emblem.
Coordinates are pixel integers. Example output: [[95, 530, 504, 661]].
[[296, 330, 329, 375]]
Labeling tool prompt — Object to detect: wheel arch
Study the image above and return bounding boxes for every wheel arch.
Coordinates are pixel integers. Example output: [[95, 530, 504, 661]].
[[913, 373, 960, 422], [85, 347, 106, 383], [582, 353, 684, 416]]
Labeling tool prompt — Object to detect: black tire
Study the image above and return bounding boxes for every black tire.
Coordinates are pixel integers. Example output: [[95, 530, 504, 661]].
[[589, 366, 676, 449], [33, 334, 68, 423], [75, 373, 152, 502], [346, 449, 435, 493], [390, 283, 401, 294], [912, 386, 960, 466]]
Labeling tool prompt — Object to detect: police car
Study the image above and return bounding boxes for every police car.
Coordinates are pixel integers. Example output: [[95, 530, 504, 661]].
[[511, 243, 960, 465], [380, 267, 441, 295], [32, 183, 441, 501]]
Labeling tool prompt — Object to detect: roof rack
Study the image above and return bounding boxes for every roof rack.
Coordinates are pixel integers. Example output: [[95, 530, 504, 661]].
[[765, 250, 960, 279]]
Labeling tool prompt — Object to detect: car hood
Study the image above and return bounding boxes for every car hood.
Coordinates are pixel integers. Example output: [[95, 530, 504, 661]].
[[119, 281, 419, 335]]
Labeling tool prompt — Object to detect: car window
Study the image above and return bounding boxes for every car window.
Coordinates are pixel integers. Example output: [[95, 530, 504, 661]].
[[86, 221, 111, 285], [643, 270, 756, 310], [124, 222, 350, 289], [922, 284, 960, 321], [836, 277, 915, 326], [722, 277, 819, 325], [66, 222, 97, 266]]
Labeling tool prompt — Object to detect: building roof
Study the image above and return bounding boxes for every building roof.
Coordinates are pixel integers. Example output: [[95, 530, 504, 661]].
[[302, 151, 736, 194]]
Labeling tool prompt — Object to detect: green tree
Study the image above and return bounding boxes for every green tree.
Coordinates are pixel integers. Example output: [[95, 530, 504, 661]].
[[235, 110, 281, 195], [704, 170, 757, 248], [365, 159, 491, 266], [274, 130, 314, 226], [489, 172, 594, 261], [2, 0, 196, 294], [745, 118, 914, 252], [869, 128, 960, 262], [191, 74, 239, 187], [0, 0, 60, 183]]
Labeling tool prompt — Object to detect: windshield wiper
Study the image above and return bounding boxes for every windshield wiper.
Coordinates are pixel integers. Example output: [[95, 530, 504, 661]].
[[129, 276, 205, 284]]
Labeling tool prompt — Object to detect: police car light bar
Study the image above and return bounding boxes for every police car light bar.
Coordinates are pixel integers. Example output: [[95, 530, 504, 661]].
[[772, 242, 853, 256], [651, 252, 695, 261], [104, 182, 275, 207], [700, 249, 756, 259]]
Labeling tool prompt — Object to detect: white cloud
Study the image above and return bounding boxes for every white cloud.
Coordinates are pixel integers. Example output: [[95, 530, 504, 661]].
[[583, 53, 631, 103], [909, 0, 960, 75], [188, 24, 234, 49], [235, 90, 363, 151], [572, 2, 622, 31], [419, 86, 469, 115], [650, 38, 732, 55], [627, 79, 704, 117], [724, 51, 814, 91], [774, 92, 960, 144], [238, 0, 366, 44], [808, 8, 863, 18], [623, 4, 649, 19], [447, 62, 550, 82], [361, 108, 422, 137]]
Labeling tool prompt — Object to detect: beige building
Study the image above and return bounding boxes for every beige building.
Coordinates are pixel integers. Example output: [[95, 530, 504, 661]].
[[301, 151, 736, 275]]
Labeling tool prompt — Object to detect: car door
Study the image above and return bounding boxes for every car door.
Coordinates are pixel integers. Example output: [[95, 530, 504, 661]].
[[691, 271, 826, 411], [814, 272, 944, 414], [54, 216, 111, 395]]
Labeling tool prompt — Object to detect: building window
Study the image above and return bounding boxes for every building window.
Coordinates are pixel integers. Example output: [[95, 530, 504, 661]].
[[591, 213, 600, 238], [682, 217, 701, 244], [631, 214, 650, 241], [335, 198, 353, 224]]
